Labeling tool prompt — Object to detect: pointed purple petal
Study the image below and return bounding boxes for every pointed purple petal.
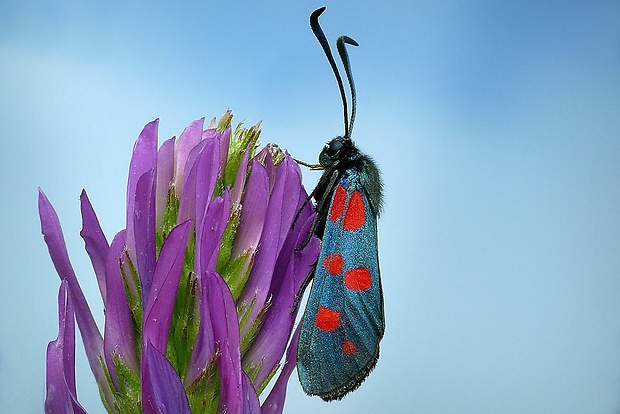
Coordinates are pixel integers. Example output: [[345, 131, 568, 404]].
[[194, 137, 221, 255], [142, 340, 191, 414], [103, 230, 139, 383], [204, 271, 243, 414], [126, 119, 159, 266], [202, 125, 217, 141], [197, 191, 231, 275], [239, 157, 302, 339], [243, 256, 295, 388], [143, 220, 191, 355], [38, 190, 112, 404], [243, 209, 319, 387], [177, 140, 207, 226], [45, 280, 87, 414], [227, 160, 269, 293], [185, 274, 216, 386], [216, 127, 231, 178], [231, 146, 250, 205], [272, 181, 321, 294], [156, 137, 175, 229], [254, 146, 276, 188], [294, 222, 321, 291], [231, 160, 269, 259], [174, 118, 205, 198], [79, 189, 110, 303], [134, 170, 156, 303], [242, 372, 261, 414], [261, 324, 301, 414]]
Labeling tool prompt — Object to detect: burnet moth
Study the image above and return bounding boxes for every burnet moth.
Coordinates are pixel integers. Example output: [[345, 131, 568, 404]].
[[296, 6, 385, 401]]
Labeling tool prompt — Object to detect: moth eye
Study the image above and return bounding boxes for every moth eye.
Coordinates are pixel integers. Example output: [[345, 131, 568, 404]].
[[328, 139, 343, 155]]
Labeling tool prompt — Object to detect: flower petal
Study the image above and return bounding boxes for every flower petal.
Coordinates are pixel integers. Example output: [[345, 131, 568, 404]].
[[134, 170, 156, 303], [289, 189, 321, 293], [239, 156, 302, 339], [194, 137, 222, 272], [126, 119, 159, 267], [177, 139, 207, 226], [198, 191, 231, 275], [231, 159, 269, 259], [38, 190, 111, 405], [204, 271, 243, 414], [261, 324, 301, 414], [155, 137, 175, 229], [45, 280, 87, 414], [243, 255, 295, 388], [195, 137, 221, 228], [254, 146, 276, 187], [216, 127, 231, 180], [242, 371, 261, 414], [142, 340, 191, 414], [103, 230, 139, 383], [185, 273, 216, 386], [143, 220, 192, 355], [79, 189, 110, 303], [231, 146, 250, 205], [243, 206, 319, 387], [225, 160, 269, 298], [174, 118, 205, 198], [278, 179, 318, 278]]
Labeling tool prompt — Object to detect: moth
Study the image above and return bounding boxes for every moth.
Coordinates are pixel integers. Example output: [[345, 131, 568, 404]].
[[296, 6, 385, 402]]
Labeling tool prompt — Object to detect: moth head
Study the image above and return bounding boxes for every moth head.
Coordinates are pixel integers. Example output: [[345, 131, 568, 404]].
[[319, 136, 353, 167]]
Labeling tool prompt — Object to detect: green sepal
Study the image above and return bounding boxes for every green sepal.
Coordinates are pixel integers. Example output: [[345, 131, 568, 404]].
[[268, 143, 286, 166], [238, 295, 270, 356], [186, 355, 220, 414], [216, 205, 256, 301], [97, 353, 141, 414], [240, 332, 281, 394], [120, 250, 142, 357], [156, 186, 181, 254], [256, 363, 280, 395], [112, 353, 142, 413], [219, 250, 253, 301], [215, 204, 240, 272], [223, 122, 261, 189], [243, 357, 262, 383], [167, 232, 199, 378], [216, 110, 234, 131], [98, 357, 115, 413]]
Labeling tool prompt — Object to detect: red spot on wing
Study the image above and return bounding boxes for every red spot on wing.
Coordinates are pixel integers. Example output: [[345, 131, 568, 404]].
[[342, 340, 357, 356], [329, 184, 347, 222], [322, 253, 344, 275], [315, 306, 340, 332], [344, 267, 372, 291], [343, 191, 366, 231]]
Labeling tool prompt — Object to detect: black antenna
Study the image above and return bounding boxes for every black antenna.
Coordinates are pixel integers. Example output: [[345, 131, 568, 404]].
[[337, 35, 359, 138], [310, 7, 350, 138]]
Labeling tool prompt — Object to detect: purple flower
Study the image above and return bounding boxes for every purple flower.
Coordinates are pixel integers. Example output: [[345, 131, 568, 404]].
[[39, 111, 320, 413]]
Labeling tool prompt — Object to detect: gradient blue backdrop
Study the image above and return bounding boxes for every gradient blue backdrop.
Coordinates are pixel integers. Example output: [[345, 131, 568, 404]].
[[1, 1, 620, 413]]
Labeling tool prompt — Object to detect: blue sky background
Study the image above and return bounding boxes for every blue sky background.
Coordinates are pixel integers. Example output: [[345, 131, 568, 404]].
[[2, 1, 620, 413]]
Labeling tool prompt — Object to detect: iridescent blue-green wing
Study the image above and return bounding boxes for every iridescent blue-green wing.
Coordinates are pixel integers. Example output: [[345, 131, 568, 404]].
[[297, 169, 384, 401]]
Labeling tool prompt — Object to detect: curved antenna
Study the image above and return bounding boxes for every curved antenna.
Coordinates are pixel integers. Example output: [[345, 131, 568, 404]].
[[310, 7, 349, 138], [337, 35, 359, 138]]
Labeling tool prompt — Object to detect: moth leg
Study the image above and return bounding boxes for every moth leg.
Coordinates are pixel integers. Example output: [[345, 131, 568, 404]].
[[294, 158, 324, 170], [295, 167, 341, 250], [291, 260, 318, 314], [291, 159, 333, 230], [292, 186, 318, 230], [313, 166, 341, 216]]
